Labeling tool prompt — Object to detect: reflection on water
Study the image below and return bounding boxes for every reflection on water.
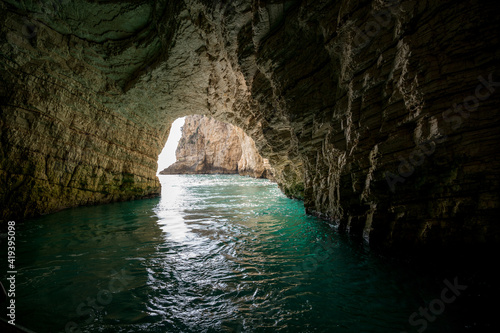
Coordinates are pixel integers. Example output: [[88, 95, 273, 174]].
[[156, 179, 188, 241], [0, 175, 495, 332]]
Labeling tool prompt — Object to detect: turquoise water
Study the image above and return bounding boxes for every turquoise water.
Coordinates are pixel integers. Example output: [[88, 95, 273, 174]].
[[0, 175, 493, 332]]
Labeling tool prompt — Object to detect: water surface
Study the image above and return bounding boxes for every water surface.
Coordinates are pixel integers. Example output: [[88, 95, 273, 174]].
[[0, 175, 494, 332]]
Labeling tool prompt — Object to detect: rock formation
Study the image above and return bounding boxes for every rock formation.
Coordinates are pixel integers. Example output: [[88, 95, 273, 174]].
[[160, 115, 273, 179], [1, 0, 499, 254]]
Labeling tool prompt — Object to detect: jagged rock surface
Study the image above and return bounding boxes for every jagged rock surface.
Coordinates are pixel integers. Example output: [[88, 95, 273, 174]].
[[160, 115, 273, 178], [1, 0, 499, 253]]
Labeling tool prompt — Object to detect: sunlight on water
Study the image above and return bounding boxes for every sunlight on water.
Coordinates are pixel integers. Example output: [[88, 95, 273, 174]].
[[0, 175, 490, 333], [155, 177, 188, 241]]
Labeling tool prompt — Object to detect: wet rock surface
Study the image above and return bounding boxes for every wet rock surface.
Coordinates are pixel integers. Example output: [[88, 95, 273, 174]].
[[1, 0, 499, 253]]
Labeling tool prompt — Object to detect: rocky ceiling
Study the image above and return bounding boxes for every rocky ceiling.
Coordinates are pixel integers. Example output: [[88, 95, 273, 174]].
[[1, 0, 499, 254]]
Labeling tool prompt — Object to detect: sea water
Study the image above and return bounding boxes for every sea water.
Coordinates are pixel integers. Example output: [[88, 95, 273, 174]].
[[0, 175, 494, 332]]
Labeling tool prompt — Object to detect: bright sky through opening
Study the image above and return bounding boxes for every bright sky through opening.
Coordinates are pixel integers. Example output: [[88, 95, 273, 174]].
[[157, 117, 186, 174]]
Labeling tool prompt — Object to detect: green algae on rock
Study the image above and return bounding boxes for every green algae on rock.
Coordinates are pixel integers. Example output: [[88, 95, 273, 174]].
[[1, 0, 499, 254]]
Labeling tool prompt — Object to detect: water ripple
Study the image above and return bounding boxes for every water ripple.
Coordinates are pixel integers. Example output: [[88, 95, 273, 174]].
[[0, 175, 472, 333]]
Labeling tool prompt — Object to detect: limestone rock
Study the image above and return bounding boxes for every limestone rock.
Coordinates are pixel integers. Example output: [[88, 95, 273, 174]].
[[237, 130, 274, 180], [160, 115, 273, 179], [1, 0, 499, 254]]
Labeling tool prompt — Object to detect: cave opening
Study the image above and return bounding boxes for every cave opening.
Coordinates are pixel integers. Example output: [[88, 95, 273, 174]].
[[156, 115, 274, 180], [157, 117, 186, 175], [0, 0, 499, 331], [0, 0, 497, 254]]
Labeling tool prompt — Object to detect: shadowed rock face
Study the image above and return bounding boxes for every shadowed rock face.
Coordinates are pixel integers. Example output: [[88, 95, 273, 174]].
[[159, 115, 273, 178], [1, 0, 499, 253]]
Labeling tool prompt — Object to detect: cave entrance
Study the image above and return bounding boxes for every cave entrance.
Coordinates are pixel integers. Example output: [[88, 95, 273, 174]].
[[156, 115, 273, 179], [157, 117, 186, 175]]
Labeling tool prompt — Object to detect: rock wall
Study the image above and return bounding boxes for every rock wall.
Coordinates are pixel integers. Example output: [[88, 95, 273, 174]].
[[0, 0, 182, 219], [160, 115, 273, 178], [237, 128, 274, 180], [1, 0, 499, 254]]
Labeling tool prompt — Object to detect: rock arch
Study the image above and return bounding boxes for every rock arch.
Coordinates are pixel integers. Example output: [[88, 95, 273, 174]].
[[1, 0, 499, 253]]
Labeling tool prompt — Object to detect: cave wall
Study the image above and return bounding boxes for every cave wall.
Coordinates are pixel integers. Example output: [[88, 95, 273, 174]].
[[1, 0, 499, 253], [0, 0, 182, 219]]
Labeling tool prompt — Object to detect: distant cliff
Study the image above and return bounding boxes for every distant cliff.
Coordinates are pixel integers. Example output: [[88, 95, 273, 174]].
[[3, 0, 499, 254], [160, 115, 273, 179]]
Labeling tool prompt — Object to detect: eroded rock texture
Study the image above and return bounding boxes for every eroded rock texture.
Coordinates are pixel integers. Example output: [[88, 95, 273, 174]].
[[1, 0, 499, 253], [160, 115, 273, 178]]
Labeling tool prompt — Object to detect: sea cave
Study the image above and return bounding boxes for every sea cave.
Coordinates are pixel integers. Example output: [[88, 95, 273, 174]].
[[0, 0, 499, 332]]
